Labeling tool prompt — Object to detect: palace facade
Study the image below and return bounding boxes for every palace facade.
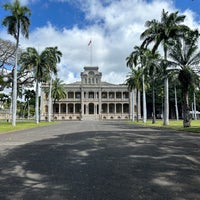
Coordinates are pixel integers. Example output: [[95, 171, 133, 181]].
[[41, 66, 138, 120]]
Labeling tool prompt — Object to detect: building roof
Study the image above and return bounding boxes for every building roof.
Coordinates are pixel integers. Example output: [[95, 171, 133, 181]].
[[64, 81, 126, 87]]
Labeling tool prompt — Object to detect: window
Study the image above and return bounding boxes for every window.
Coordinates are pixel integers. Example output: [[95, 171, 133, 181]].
[[75, 92, 81, 99], [116, 92, 122, 99], [89, 92, 94, 98], [109, 92, 114, 99], [68, 92, 74, 99], [102, 92, 107, 98]]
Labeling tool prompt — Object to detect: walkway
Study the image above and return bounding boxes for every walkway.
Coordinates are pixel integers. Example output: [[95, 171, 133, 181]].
[[0, 121, 199, 200]]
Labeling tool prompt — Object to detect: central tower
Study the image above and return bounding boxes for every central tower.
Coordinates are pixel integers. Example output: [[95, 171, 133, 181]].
[[81, 66, 102, 85]]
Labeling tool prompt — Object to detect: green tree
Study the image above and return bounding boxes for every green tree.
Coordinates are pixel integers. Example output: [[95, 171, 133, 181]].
[[141, 9, 188, 125], [2, 0, 31, 126], [19, 47, 55, 123], [0, 93, 11, 109], [24, 89, 35, 119], [42, 47, 62, 122], [168, 30, 200, 127], [51, 78, 67, 120], [143, 50, 162, 123], [126, 45, 147, 123], [126, 68, 143, 122]]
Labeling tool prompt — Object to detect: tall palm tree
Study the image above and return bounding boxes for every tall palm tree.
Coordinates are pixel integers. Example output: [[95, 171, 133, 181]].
[[141, 9, 188, 125], [51, 78, 67, 120], [42, 47, 62, 122], [126, 45, 147, 123], [168, 29, 200, 127], [126, 67, 143, 122], [24, 89, 35, 119], [19, 47, 55, 123], [2, 0, 31, 126], [169, 72, 180, 120], [143, 49, 162, 123]]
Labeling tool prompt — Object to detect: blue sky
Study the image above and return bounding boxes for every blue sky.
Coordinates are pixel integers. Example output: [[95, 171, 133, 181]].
[[0, 0, 200, 84]]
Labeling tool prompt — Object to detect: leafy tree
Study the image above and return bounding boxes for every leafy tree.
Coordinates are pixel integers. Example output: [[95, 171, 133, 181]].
[[0, 93, 11, 109], [143, 49, 162, 123], [51, 78, 67, 120], [126, 45, 147, 123], [2, 0, 31, 126], [19, 47, 62, 123], [42, 47, 62, 122], [19, 47, 49, 123], [0, 39, 16, 68], [170, 72, 180, 120], [126, 67, 143, 122], [141, 9, 188, 125], [168, 30, 200, 127], [24, 89, 35, 119]]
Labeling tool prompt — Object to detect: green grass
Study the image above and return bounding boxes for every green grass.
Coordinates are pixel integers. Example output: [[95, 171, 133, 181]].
[[0, 121, 57, 134], [129, 119, 200, 133]]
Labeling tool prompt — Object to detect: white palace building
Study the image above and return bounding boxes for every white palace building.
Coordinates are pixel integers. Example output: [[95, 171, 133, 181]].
[[40, 66, 139, 120]]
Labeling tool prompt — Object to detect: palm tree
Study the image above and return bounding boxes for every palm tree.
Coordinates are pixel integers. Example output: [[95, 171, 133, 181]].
[[51, 78, 67, 120], [24, 89, 35, 119], [141, 9, 188, 125], [168, 29, 200, 127], [126, 67, 143, 122], [2, 0, 31, 126], [143, 49, 162, 123], [169, 72, 180, 120], [126, 45, 147, 123], [19, 47, 54, 124], [42, 47, 62, 122]]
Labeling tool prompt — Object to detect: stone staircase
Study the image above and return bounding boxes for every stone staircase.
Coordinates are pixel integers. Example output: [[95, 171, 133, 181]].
[[81, 115, 99, 121]]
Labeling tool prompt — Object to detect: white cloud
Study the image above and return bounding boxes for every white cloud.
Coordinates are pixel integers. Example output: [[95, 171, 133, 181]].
[[1, 0, 200, 84], [8, 0, 38, 5]]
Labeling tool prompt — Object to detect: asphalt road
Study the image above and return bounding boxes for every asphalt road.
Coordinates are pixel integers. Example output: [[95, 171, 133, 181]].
[[0, 120, 199, 200]]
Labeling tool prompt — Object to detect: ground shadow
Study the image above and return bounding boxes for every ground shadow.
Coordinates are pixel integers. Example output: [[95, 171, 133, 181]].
[[0, 124, 200, 200]]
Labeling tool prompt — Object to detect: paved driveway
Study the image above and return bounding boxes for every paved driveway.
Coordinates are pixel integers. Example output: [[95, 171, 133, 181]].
[[0, 121, 199, 200]]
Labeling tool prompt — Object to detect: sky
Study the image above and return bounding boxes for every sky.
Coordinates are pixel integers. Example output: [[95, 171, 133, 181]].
[[0, 0, 200, 84]]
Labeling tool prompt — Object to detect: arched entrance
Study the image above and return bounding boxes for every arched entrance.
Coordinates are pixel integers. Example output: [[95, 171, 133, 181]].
[[89, 103, 94, 114]]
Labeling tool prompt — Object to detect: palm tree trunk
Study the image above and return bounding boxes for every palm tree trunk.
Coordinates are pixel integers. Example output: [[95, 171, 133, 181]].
[[152, 83, 156, 124], [136, 89, 139, 122], [28, 100, 30, 120], [132, 89, 135, 121], [163, 77, 169, 125], [163, 48, 169, 126], [183, 90, 190, 127], [9, 99, 12, 123], [35, 79, 39, 124], [142, 75, 147, 123], [53, 99, 56, 121], [12, 46, 18, 126], [174, 85, 179, 120], [48, 75, 53, 122], [193, 92, 197, 120]]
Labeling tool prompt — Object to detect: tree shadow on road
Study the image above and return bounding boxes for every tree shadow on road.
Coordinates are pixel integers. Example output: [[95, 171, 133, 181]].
[[0, 126, 200, 200]]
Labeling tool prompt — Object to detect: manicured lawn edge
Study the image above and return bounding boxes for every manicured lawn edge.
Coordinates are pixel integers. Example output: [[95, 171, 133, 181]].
[[0, 121, 58, 134], [128, 119, 200, 133]]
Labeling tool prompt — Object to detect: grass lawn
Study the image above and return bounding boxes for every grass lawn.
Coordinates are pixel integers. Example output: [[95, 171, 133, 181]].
[[129, 119, 200, 133], [0, 121, 56, 134]]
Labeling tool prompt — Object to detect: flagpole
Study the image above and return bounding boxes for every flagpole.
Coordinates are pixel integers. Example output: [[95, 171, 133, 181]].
[[88, 39, 92, 66], [90, 41, 92, 66]]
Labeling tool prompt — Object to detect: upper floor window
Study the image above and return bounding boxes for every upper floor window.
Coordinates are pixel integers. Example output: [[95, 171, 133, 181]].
[[68, 92, 74, 99], [123, 92, 129, 99], [89, 92, 94, 98], [102, 92, 107, 98], [116, 92, 122, 98], [75, 92, 81, 99]]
